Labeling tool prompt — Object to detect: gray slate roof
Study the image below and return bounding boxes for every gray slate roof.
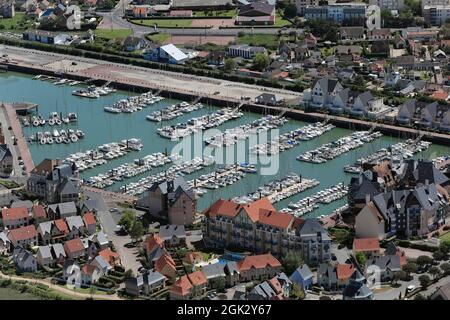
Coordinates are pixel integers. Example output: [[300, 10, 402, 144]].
[[159, 225, 186, 241], [291, 263, 313, 281], [201, 263, 226, 279]]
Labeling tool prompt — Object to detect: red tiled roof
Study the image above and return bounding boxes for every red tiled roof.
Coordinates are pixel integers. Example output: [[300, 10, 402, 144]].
[[184, 251, 204, 264], [353, 238, 380, 252], [187, 270, 207, 286], [64, 237, 85, 254], [98, 248, 119, 265], [143, 234, 164, 253], [269, 277, 282, 294], [54, 219, 69, 234], [2, 207, 28, 222], [133, 6, 147, 14], [431, 90, 449, 101], [32, 205, 46, 219], [336, 264, 354, 280], [237, 254, 281, 272], [7, 225, 37, 242], [170, 275, 192, 296], [82, 264, 98, 275], [83, 212, 96, 226], [155, 252, 176, 274], [258, 209, 293, 229]]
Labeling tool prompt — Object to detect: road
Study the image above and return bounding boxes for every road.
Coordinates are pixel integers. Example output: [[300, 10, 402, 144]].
[[97, 0, 298, 37], [0, 271, 121, 300]]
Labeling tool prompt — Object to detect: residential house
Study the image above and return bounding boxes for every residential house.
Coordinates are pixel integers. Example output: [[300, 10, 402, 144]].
[[353, 238, 381, 258], [83, 212, 97, 235], [224, 261, 240, 287], [235, 2, 275, 25], [31, 205, 47, 224], [340, 27, 365, 41], [13, 246, 37, 272], [51, 243, 66, 264], [317, 263, 358, 290], [80, 264, 102, 285], [98, 248, 120, 267], [154, 251, 177, 279], [303, 78, 344, 110], [79, 199, 99, 215], [355, 201, 387, 240], [26, 159, 79, 204], [92, 230, 109, 250], [143, 234, 165, 264], [228, 44, 267, 59], [158, 224, 186, 247], [125, 270, 166, 296], [248, 272, 292, 300], [83, 238, 99, 259], [91, 255, 112, 275], [36, 245, 54, 267], [144, 43, 188, 64], [63, 237, 85, 259], [290, 263, 313, 290], [385, 242, 407, 267], [365, 255, 401, 283], [2, 207, 30, 230], [201, 263, 226, 289], [384, 71, 402, 87], [183, 251, 204, 265], [237, 254, 282, 282], [123, 36, 148, 52], [204, 198, 332, 265], [65, 215, 85, 239], [0, 144, 13, 177], [343, 280, 374, 300], [47, 202, 77, 220], [170, 270, 208, 300], [7, 225, 38, 247], [137, 177, 196, 226], [255, 93, 284, 106], [367, 28, 392, 41]]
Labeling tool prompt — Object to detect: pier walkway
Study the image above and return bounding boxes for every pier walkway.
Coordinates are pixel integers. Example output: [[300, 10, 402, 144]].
[[2, 103, 34, 174]]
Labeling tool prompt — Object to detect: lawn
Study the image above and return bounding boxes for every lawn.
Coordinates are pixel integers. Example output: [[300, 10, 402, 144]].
[[146, 32, 170, 44], [439, 232, 450, 243], [274, 11, 292, 28], [94, 29, 132, 40], [192, 9, 237, 18], [132, 19, 193, 28], [0, 13, 30, 31], [0, 180, 20, 189], [236, 34, 279, 50]]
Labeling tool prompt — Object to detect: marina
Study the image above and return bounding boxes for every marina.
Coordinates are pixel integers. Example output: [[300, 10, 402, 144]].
[[250, 122, 336, 155], [204, 114, 289, 148], [1, 71, 448, 216], [232, 174, 319, 204], [104, 92, 165, 114], [157, 107, 244, 139], [146, 101, 204, 122], [63, 138, 144, 173], [296, 130, 383, 164], [29, 128, 85, 145], [343, 138, 432, 174], [22, 112, 78, 127], [281, 183, 349, 217]]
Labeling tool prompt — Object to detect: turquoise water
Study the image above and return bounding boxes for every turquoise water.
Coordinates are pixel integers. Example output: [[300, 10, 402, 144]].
[[1, 72, 449, 217]]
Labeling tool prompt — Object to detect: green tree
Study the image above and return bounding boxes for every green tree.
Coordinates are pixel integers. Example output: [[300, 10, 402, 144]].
[[284, 3, 298, 19], [433, 250, 445, 261], [118, 210, 136, 233], [355, 252, 366, 266], [252, 53, 270, 71], [419, 274, 431, 287], [290, 283, 305, 300], [439, 262, 450, 275], [414, 293, 426, 300], [393, 270, 407, 285], [89, 285, 97, 299], [124, 269, 134, 280], [439, 242, 450, 255], [429, 266, 441, 279], [416, 256, 433, 268], [403, 261, 418, 275], [224, 58, 236, 72], [282, 251, 304, 275], [129, 220, 144, 242]]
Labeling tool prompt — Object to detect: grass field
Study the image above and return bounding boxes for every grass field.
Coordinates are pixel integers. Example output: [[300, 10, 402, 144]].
[[0, 180, 20, 189], [0, 13, 29, 31], [236, 34, 279, 50], [192, 9, 237, 18], [274, 11, 292, 28], [439, 232, 450, 243], [94, 29, 132, 40], [133, 19, 193, 28], [146, 32, 170, 44]]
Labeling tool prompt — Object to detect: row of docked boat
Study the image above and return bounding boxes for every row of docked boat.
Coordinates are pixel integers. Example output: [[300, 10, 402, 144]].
[[146, 102, 204, 122], [188, 164, 257, 197], [33, 75, 82, 86], [23, 112, 78, 127], [251, 122, 336, 155], [232, 174, 319, 204], [204, 115, 289, 148], [281, 183, 348, 217], [30, 129, 85, 145], [121, 156, 216, 196], [157, 108, 244, 139], [343, 139, 432, 174], [72, 85, 116, 99], [296, 131, 382, 164], [64, 138, 144, 172], [84, 152, 177, 189], [104, 92, 165, 114]]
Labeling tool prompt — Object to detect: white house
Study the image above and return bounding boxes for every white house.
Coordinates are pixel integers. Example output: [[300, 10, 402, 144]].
[[355, 202, 386, 240], [304, 78, 344, 110], [144, 44, 188, 64]]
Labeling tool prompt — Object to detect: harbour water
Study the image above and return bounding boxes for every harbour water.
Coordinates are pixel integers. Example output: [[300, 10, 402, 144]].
[[1, 72, 449, 217]]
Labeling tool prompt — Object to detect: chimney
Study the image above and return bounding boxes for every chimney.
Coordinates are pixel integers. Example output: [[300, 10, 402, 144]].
[[365, 194, 371, 204], [425, 179, 429, 186]]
